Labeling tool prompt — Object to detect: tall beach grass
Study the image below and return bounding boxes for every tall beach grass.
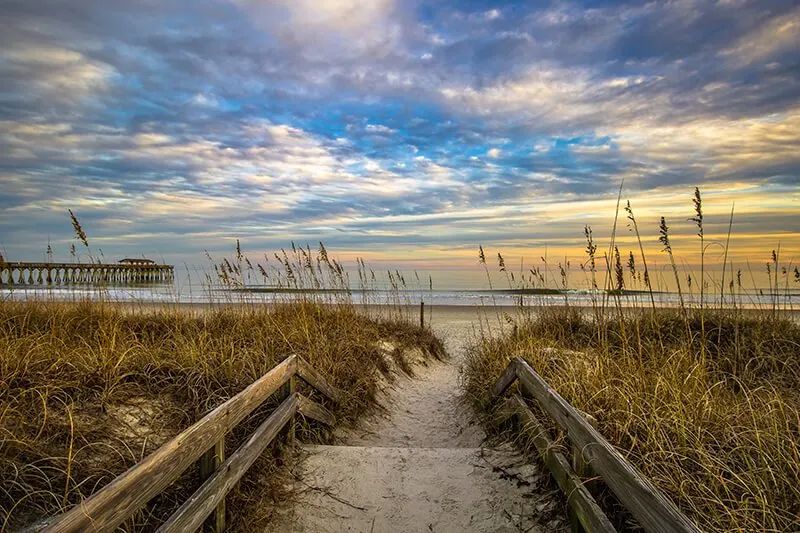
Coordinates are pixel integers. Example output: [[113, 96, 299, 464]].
[[0, 238, 444, 531], [464, 188, 800, 532]]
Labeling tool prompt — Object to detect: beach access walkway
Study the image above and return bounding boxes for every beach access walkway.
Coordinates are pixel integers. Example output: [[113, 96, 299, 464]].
[[275, 310, 567, 532], [36, 308, 699, 533]]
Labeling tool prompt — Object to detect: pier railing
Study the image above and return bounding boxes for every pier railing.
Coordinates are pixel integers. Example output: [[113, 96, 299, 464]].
[[31, 354, 342, 533], [0, 262, 174, 285], [490, 356, 701, 533]]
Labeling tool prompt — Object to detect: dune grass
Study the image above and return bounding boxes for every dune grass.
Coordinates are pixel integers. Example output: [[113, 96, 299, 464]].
[[464, 189, 800, 532], [0, 298, 443, 531]]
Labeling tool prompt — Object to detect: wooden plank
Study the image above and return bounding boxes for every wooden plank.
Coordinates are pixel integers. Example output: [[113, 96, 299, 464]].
[[213, 438, 226, 533], [198, 438, 226, 533], [39, 355, 298, 533], [506, 395, 616, 533], [490, 359, 519, 398], [295, 358, 343, 403], [512, 357, 701, 533], [156, 394, 299, 533], [297, 394, 336, 426]]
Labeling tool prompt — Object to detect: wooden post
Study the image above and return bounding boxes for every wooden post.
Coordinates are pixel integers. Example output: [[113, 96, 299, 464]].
[[279, 375, 296, 445], [198, 439, 226, 532], [420, 300, 425, 329], [570, 425, 593, 532], [570, 411, 598, 532]]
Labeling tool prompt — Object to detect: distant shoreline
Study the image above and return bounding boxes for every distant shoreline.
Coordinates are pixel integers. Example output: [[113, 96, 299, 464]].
[[2, 286, 798, 315], [29, 301, 795, 321], [227, 286, 671, 295]]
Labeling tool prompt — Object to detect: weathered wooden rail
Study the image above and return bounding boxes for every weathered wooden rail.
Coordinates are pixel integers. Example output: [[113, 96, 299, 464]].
[[30, 354, 342, 533], [0, 262, 174, 286], [491, 356, 702, 533]]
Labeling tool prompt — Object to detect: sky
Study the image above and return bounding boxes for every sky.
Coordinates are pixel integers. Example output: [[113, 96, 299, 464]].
[[0, 0, 798, 280]]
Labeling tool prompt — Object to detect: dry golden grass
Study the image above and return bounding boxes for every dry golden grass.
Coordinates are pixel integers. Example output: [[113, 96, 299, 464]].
[[465, 308, 800, 532], [465, 188, 800, 532], [0, 299, 443, 531]]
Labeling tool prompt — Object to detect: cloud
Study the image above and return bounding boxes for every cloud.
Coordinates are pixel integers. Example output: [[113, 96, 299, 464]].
[[365, 124, 397, 135], [0, 0, 797, 267], [0, 45, 116, 108], [229, 0, 405, 59], [278, 0, 396, 30], [720, 8, 800, 66], [612, 109, 800, 185]]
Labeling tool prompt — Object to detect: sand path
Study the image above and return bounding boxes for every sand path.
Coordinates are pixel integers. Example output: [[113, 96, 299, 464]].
[[277, 307, 566, 533]]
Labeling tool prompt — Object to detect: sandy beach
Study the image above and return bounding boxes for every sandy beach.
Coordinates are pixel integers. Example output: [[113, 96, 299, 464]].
[[271, 303, 567, 533]]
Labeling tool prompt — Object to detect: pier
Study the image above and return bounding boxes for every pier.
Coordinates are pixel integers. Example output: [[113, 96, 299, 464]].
[[0, 261, 174, 286]]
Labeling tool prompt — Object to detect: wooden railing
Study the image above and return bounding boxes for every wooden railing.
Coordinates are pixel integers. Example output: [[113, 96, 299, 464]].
[[491, 356, 701, 533], [31, 354, 342, 533]]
